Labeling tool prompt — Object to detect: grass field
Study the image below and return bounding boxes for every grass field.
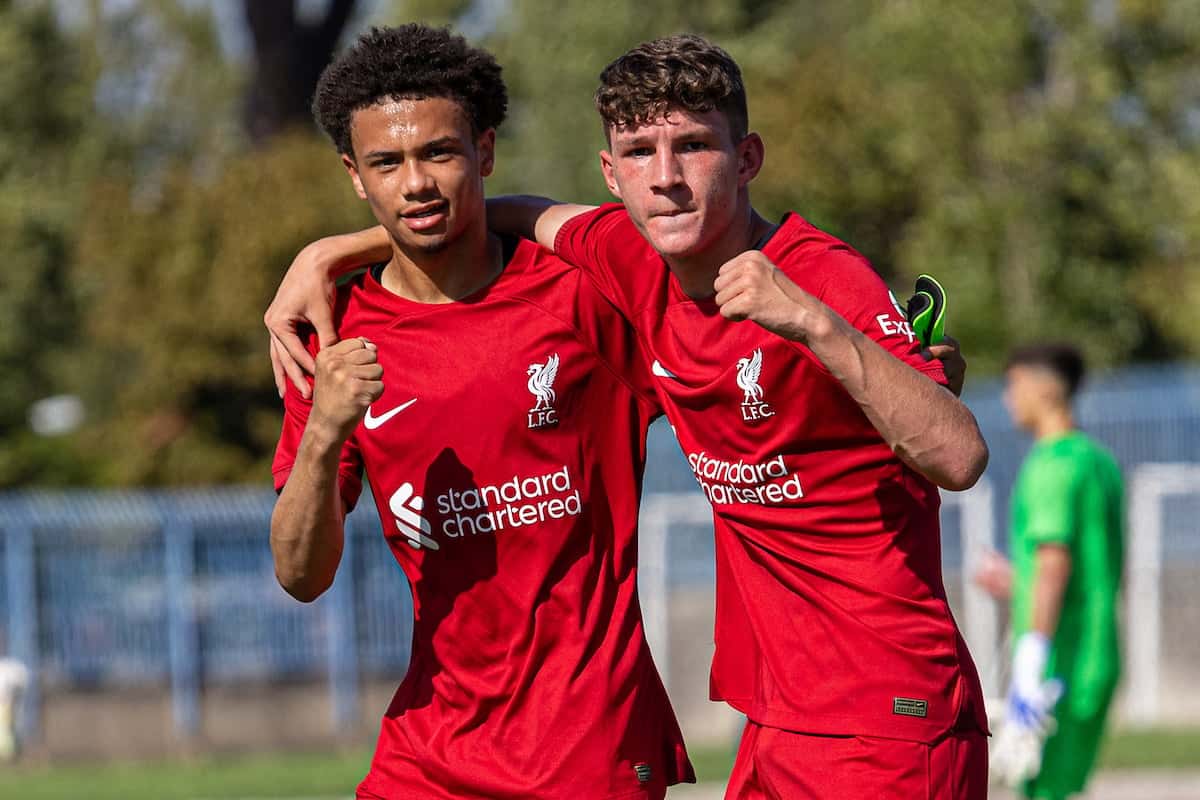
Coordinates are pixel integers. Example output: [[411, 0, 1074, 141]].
[[4, 729, 1199, 800]]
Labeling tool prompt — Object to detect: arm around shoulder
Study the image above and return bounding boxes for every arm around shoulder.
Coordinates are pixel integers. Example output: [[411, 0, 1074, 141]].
[[486, 195, 596, 251]]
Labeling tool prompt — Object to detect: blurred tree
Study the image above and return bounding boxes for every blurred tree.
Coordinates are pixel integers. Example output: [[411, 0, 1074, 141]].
[[74, 134, 372, 484], [0, 0, 100, 484], [1, 1, 372, 486], [732, 0, 1200, 372], [484, 0, 692, 202], [64, 2, 375, 485], [242, 0, 359, 143]]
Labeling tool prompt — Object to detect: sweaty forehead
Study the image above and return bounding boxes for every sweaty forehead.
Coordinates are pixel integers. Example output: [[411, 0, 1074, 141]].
[[350, 96, 471, 147]]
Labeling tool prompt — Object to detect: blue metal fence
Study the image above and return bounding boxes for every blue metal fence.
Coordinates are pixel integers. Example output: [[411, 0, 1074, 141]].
[[0, 488, 405, 739]]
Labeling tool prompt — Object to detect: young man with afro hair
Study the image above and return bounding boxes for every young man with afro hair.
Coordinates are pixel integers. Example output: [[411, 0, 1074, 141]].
[[269, 25, 693, 799]]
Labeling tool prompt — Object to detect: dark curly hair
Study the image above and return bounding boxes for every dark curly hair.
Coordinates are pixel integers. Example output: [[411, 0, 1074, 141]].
[[595, 34, 747, 143], [312, 24, 507, 158]]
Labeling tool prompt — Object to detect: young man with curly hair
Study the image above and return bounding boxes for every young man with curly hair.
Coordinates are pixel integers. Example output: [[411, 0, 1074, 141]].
[[269, 25, 692, 799], [270, 34, 990, 798]]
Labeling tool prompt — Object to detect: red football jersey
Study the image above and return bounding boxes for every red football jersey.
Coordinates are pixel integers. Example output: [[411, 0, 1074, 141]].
[[556, 205, 988, 742], [273, 237, 693, 799]]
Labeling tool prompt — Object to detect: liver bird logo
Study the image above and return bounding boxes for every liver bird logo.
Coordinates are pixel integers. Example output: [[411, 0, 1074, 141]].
[[736, 349, 765, 404], [527, 354, 560, 411]]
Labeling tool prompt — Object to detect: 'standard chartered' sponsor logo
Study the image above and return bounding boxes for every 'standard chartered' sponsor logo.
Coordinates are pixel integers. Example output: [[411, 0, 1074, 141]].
[[736, 349, 774, 421], [686, 451, 803, 506], [526, 353, 560, 429], [387, 466, 584, 550]]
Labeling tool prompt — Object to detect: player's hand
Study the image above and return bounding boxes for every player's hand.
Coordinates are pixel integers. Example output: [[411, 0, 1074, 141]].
[[309, 338, 384, 441], [265, 238, 344, 400], [973, 549, 1013, 600], [713, 252, 834, 344], [926, 335, 966, 397], [990, 714, 1048, 787], [1007, 632, 1064, 733], [990, 632, 1063, 786], [992, 674, 1063, 786]]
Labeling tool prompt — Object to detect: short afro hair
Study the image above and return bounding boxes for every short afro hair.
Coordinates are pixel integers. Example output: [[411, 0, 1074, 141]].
[[312, 24, 507, 158], [1006, 342, 1087, 398]]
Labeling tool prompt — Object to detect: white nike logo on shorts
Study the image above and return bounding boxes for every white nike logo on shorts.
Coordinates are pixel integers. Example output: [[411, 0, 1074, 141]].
[[363, 398, 417, 430], [651, 360, 680, 380]]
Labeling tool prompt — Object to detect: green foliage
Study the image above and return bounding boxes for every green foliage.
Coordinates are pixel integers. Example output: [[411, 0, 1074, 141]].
[[71, 133, 372, 485], [0, 1, 369, 486], [0, 1, 95, 479], [485, 0, 690, 202]]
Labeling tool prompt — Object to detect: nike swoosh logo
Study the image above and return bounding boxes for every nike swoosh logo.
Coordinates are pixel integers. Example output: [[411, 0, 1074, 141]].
[[364, 398, 417, 430], [651, 360, 680, 380]]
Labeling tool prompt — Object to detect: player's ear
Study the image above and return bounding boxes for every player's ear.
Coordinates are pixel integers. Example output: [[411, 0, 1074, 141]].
[[737, 132, 764, 187], [599, 150, 622, 200], [342, 153, 368, 200], [477, 128, 496, 178]]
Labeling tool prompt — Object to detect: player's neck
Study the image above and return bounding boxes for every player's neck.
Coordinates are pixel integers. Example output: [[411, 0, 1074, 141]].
[[666, 206, 774, 300], [380, 220, 502, 303], [1033, 408, 1075, 441]]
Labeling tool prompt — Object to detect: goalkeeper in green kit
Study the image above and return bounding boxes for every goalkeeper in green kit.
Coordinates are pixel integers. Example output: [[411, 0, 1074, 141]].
[[975, 343, 1124, 799]]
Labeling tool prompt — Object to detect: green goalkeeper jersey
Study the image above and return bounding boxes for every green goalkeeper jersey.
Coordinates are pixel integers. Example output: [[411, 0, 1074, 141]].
[[1010, 430, 1124, 718]]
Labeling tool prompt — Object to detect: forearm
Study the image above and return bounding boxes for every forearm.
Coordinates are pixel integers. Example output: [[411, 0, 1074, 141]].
[[310, 226, 392, 278], [1029, 546, 1072, 637], [270, 424, 348, 601], [487, 195, 596, 250], [806, 310, 989, 490]]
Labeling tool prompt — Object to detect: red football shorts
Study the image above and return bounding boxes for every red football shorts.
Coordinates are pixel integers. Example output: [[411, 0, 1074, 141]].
[[724, 720, 987, 800]]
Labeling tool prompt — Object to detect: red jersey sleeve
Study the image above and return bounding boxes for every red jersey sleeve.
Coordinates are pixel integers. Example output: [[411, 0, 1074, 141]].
[[811, 251, 948, 386], [570, 272, 663, 419], [271, 330, 365, 511], [553, 203, 651, 318]]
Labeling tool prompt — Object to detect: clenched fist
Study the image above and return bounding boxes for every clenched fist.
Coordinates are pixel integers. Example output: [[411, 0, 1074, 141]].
[[310, 337, 385, 442], [712, 251, 833, 344]]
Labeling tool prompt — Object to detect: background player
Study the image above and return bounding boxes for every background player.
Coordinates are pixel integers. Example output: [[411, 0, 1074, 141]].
[[977, 343, 1124, 799], [267, 33, 991, 798], [270, 25, 691, 799]]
